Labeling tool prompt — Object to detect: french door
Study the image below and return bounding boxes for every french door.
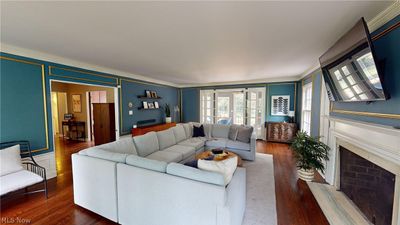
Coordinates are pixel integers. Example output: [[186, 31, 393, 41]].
[[200, 88, 265, 139]]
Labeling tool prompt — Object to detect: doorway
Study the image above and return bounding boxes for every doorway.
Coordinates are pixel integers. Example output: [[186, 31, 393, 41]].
[[200, 88, 266, 139], [50, 80, 119, 176]]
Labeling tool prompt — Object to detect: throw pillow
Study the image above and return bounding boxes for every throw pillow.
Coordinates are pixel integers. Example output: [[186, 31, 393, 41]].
[[193, 125, 205, 137], [236, 126, 254, 143], [0, 144, 23, 176], [228, 125, 240, 141], [198, 156, 238, 185]]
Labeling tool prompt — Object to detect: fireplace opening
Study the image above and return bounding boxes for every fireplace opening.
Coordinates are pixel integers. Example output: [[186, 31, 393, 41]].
[[340, 146, 396, 225]]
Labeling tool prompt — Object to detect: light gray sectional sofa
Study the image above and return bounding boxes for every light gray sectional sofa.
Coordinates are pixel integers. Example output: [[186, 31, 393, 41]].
[[72, 123, 256, 225]]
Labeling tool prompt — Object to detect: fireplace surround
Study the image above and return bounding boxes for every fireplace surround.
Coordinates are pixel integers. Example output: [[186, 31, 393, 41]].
[[325, 118, 400, 225]]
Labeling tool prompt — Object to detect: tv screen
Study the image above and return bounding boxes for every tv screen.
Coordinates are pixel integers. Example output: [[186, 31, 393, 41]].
[[319, 18, 388, 102]]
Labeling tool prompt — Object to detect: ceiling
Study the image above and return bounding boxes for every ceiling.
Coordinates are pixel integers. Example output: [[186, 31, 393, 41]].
[[0, 1, 394, 86]]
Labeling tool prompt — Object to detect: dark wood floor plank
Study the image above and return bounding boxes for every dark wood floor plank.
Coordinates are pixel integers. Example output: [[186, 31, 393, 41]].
[[1, 138, 328, 225]]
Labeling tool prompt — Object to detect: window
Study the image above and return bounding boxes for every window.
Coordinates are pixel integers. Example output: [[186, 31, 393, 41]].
[[301, 82, 312, 135]]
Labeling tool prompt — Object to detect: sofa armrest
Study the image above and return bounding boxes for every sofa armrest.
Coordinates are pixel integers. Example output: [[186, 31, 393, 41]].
[[248, 131, 257, 161], [71, 153, 119, 222]]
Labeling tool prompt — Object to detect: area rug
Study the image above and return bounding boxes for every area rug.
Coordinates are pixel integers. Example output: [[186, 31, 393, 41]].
[[242, 153, 277, 225]]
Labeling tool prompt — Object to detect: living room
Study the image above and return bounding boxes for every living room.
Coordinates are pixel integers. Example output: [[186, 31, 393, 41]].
[[1, 1, 399, 225]]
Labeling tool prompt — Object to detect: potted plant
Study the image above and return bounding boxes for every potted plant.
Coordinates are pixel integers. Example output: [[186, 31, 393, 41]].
[[290, 131, 330, 182], [164, 104, 172, 123]]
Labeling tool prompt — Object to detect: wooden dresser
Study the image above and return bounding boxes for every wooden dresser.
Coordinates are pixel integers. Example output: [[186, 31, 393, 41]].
[[93, 103, 116, 145], [131, 122, 176, 136], [266, 122, 298, 143]]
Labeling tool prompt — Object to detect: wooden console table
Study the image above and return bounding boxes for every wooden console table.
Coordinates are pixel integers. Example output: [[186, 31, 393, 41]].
[[62, 120, 86, 141], [131, 122, 176, 136], [266, 122, 298, 143]]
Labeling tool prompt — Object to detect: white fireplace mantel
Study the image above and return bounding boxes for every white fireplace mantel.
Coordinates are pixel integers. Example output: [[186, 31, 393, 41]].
[[324, 117, 400, 225]]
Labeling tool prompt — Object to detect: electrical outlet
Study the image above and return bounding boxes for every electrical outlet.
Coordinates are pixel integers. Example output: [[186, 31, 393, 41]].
[[129, 110, 133, 115]]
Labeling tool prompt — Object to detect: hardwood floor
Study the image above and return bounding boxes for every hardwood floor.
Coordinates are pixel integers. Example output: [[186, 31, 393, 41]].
[[1, 139, 328, 225], [257, 141, 329, 225]]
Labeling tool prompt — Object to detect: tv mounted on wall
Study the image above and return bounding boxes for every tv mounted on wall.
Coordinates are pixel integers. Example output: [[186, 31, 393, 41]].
[[319, 17, 388, 102]]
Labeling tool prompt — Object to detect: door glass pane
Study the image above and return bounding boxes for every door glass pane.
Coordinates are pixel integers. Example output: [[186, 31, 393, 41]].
[[233, 93, 244, 125], [217, 97, 230, 118]]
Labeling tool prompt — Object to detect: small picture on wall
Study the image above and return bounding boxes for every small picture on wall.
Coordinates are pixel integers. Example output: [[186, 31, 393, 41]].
[[151, 91, 158, 98], [143, 101, 148, 109], [154, 101, 159, 108], [72, 94, 82, 113], [148, 102, 155, 109], [271, 95, 290, 116], [145, 90, 151, 98]]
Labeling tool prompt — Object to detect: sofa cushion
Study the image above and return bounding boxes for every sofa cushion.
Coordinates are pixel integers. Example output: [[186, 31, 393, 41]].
[[228, 125, 240, 141], [125, 155, 168, 173], [198, 156, 238, 185], [236, 126, 254, 143], [163, 145, 195, 159], [0, 145, 23, 176], [156, 129, 176, 150], [182, 123, 193, 138], [97, 138, 138, 155], [133, 132, 160, 157], [206, 138, 228, 148], [146, 151, 182, 163], [86, 148, 128, 163], [0, 170, 43, 196], [166, 163, 225, 186], [172, 125, 187, 142], [212, 124, 230, 139], [178, 137, 206, 151], [203, 124, 213, 138], [226, 140, 251, 151]]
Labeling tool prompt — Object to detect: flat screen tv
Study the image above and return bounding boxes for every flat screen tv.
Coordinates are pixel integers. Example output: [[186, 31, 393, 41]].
[[319, 18, 388, 102]]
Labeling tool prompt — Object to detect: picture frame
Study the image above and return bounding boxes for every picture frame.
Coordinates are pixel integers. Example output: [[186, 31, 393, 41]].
[[143, 101, 148, 109], [271, 95, 290, 116], [151, 91, 157, 98], [154, 101, 159, 108], [148, 102, 155, 109], [145, 90, 151, 98], [72, 94, 82, 113]]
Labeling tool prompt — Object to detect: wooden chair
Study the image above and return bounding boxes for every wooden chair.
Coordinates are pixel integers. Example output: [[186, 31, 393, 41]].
[[0, 141, 48, 198]]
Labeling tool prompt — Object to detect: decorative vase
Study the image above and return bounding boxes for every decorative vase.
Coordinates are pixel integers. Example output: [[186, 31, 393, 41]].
[[165, 117, 172, 123], [297, 168, 314, 182]]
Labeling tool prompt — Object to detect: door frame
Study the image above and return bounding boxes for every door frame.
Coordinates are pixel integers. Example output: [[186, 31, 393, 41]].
[[49, 79, 120, 144]]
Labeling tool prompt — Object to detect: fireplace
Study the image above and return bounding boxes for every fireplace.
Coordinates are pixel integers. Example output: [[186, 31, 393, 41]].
[[325, 118, 400, 225], [340, 146, 396, 225]]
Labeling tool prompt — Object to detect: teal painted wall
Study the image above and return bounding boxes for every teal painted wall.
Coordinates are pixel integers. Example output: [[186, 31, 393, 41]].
[[266, 83, 297, 122], [0, 52, 179, 155], [182, 88, 200, 122], [181, 82, 298, 124], [120, 79, 179, 135]]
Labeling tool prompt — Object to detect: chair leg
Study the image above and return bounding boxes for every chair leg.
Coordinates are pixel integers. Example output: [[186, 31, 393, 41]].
[[44, 180, 48, 199]]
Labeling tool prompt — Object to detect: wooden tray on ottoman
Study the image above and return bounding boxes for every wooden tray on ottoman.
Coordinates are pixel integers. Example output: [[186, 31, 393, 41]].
[[196, 150, 243, 167]]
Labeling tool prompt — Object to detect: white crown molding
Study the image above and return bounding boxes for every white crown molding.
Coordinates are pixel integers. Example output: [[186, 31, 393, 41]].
[[0, 43, 178, 87], [179, 75, 299, 88], [368, 1, 400, 32]]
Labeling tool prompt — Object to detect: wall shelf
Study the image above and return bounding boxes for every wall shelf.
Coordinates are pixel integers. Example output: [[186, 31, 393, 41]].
[[137, 107, 160, 110], [137, 95, 162, 99]]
